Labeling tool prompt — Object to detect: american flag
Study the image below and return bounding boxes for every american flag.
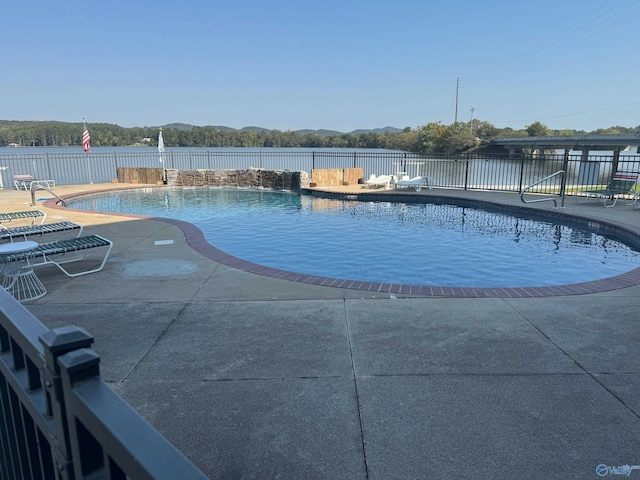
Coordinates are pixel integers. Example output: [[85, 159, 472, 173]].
[[82, 123, 91, 153]]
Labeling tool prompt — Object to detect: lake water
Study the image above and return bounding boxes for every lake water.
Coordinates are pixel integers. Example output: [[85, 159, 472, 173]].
[[1, 146, 637, 192], [0, 147, 405, 187]]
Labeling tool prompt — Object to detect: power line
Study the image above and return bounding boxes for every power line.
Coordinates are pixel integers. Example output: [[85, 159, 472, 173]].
[[460, 0, 640, 87], [462, 0, 639, 86], [494, 100, 640, 125], [463, 0, 621, 82]]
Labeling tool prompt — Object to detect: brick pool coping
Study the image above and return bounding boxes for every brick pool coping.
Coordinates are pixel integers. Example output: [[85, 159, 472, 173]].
[[46, 186, 640, 298]]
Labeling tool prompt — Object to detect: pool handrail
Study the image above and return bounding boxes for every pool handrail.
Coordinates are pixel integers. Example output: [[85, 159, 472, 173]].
[[520, 170, 566, 208], [30, 183, 67, 207]]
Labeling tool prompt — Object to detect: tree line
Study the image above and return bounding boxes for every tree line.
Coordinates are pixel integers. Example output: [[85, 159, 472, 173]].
[[0, 119, 637, 154]]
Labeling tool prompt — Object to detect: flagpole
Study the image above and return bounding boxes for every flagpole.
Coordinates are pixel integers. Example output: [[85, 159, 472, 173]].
[[82, 116, 93, 184]]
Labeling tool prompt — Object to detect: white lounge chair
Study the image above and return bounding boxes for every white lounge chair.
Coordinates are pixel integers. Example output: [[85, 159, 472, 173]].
[[395, 176, 429, 192], [14, 175, 34, 190], [364, 174, 393, 189]]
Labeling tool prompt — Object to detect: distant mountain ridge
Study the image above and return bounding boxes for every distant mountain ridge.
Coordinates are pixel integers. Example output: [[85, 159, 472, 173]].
[[161, 123, 402, 136]]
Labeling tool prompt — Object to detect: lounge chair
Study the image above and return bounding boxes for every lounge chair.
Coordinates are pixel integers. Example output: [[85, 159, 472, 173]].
[[627, 192, 640, 210], [364, 174, 393, 189], [395, 176, 429, 192], [1, 234, 113, 277], [0, 221, 83, 243], [13, 175, 34, 190], [13, 175, 55, 191], [0, 210, 47, 226], [576, 171, 640, 207]]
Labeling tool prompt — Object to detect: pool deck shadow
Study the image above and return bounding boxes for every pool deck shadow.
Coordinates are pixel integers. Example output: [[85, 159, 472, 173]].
[[3, 183, 640, 479]]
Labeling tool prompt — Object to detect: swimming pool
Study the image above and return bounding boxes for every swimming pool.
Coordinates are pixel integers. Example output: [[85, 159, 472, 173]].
[[65, 187, 640, 288]]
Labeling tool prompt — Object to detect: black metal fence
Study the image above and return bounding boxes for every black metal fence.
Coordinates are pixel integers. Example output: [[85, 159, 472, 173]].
[[1, 150, 639, 195], [0, 288, 206, 479]]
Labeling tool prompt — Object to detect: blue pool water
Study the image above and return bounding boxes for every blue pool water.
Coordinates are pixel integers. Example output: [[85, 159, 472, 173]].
[[67, 188, 640, 288]]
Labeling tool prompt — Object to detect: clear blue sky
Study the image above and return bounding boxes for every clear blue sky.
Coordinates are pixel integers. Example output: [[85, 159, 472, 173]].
[[1, 0, 639, 132]]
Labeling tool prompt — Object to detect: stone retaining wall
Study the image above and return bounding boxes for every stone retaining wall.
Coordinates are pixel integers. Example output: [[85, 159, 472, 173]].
[[166, 168, 310, 190]]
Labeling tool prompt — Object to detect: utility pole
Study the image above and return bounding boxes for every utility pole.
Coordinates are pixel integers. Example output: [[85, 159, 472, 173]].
[[454, 77, 459, 123], [470, 107, 475, 134]]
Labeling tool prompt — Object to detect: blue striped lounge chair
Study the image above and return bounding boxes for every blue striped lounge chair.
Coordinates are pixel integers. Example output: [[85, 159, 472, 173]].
[[0, 221, 83, 243], [0, 210, 47, 226], [576, 171, 639, 207], [1, 235, 113, 277]]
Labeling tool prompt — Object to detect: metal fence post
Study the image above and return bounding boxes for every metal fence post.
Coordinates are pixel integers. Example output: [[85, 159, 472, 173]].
[[464, 154, 470, 190], [560, 150, 570, 207], [39, 326, 94, 479], [57, 348, 102, 478], [518, 155, 526, 193], [46, 152, 53, 181]]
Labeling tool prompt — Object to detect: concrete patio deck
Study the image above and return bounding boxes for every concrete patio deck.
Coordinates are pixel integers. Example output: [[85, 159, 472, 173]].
[[2, 183, 640, 479]]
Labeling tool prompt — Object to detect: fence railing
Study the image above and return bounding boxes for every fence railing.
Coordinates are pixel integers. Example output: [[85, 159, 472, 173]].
[[0, 288, 207, 480], [1, 150, 639, 195]]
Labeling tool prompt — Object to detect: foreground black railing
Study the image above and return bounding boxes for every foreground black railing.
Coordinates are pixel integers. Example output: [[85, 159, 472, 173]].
[[1, 150, 639, 195], [0, 288, 206, 479]]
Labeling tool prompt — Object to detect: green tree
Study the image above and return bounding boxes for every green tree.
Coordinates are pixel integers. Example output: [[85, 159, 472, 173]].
[[525, 121, 551, 137], [553, 129, 577, 136], [0, 119, 638, 150], [436, 122, 477, 153], [392, 127, 418, 151], [473, 121, 498, 142], [415, 122, 446, 153]]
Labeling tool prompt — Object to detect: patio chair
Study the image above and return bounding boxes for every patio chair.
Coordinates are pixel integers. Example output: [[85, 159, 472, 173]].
[[364, 174, 393, 189], [13, 175, 35, 190], [2, 234, 113, 277], [395, 176, 428, 192], [576, 171, 640, 208], [627, 192, 640, 209], [0, 221, 83, 243]]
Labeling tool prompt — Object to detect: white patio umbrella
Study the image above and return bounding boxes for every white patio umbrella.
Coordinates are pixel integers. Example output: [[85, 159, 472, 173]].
[[158, 128, 166, 183]]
